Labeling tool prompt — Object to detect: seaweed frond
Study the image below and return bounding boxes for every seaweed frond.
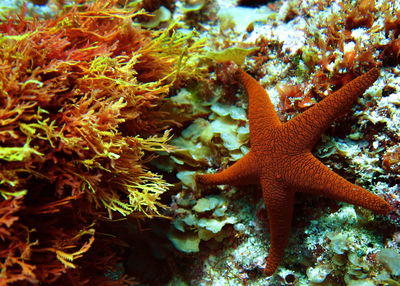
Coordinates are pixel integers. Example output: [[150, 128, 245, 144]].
[[0, 0, 204, 283]]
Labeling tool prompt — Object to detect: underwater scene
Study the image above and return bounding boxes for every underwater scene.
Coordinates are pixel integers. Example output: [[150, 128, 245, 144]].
[[0, 0, 399, 285]]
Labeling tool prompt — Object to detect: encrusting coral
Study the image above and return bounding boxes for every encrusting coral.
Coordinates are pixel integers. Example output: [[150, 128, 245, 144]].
[[0, 0, 203, 284], [168, 193, 238, 253]]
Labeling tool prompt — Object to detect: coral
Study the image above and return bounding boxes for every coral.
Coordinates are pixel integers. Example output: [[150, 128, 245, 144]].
[[170, 101, 249, 168], [139, 6, 172, 28], [307, 265, 332, 283], [204, 47, 258, 66], [303, 206, 393, 285], [217, 6, 271, 34], [377, 248, 400, 276], [181, 0, 206, 12], [0, 0, 203, 284], [168, 193, 237, 253]]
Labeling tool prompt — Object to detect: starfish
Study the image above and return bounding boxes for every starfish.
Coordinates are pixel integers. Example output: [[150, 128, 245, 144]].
[[196, 67, 392, 276]]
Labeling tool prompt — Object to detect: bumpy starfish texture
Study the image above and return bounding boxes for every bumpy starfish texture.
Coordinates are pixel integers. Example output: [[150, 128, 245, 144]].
[[196, 67, 391, 276]]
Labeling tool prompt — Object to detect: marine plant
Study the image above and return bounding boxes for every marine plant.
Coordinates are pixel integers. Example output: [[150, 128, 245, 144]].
[[0, 0, 203, 284]]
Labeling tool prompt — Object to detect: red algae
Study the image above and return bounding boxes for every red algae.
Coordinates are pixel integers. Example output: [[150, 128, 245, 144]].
[[0, 0, 202, 284]]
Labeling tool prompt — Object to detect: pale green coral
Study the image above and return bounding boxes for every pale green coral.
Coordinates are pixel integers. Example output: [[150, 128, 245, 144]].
[[217, 6, 273, 33], [181, 0, 206, 12], [204, 47, 258, 66], [377, 249, 400, 276], [140, 6, 171, 28], [168, 231, 201, 253], [307, 265, 332, 283], [168, 194, 237, 253], [304, 205, 397, 285], [170, 99, 249, 168]]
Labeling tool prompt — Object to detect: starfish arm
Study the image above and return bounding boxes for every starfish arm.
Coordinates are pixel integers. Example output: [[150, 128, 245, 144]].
[[285, 153, 392, 215], [284, 68, 380, 150], [239, 69, 282, 147], [261, 177, 295, 276], [196, 152, 259, 186]]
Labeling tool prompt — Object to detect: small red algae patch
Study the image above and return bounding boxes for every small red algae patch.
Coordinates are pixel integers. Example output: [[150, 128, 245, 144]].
[[383, 147, 400, 175], [344, 0, 376, 30], [277, 84, 315, 114]]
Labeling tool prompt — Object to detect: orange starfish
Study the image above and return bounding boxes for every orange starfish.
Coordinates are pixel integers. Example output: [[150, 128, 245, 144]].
[[196, 67, 392, 276]]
